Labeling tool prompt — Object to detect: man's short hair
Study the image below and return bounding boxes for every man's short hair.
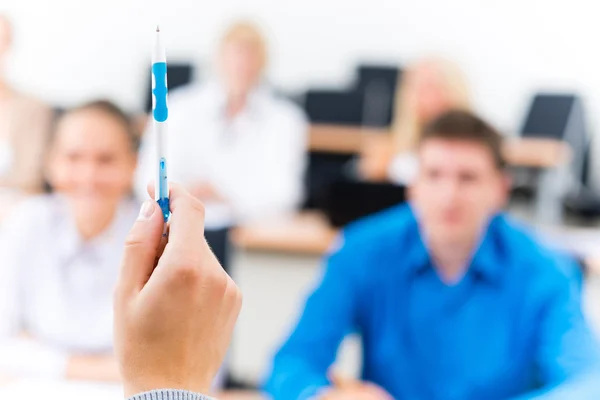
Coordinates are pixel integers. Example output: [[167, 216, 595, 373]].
[[419, 110, 506, 170]]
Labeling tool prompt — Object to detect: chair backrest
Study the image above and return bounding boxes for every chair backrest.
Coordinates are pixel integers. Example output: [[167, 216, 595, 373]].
[[302, 152, 355, 209], [323, 180, 407, 227], [521, 94, 576, 140], [521, 93, 588, 181], [304, 90, 364, 125], [355, 64, 401, 93], [144, 63, 195, 112], [355, 65, 401, 127]]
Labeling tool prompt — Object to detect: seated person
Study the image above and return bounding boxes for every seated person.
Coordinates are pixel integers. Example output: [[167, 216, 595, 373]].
[[360, 57, 470, 184], [0, 100, 139, 381], [135, 19, 307, 234], [265, 110, 600, 399], [0, 14, 53, 217], [136, 21, 307, 291]]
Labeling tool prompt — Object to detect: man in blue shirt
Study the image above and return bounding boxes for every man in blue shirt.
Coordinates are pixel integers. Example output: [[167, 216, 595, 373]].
[[264, 110, 600, 399]]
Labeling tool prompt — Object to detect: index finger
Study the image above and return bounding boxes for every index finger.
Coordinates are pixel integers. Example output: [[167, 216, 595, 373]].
[[165, 182, 206, 249]]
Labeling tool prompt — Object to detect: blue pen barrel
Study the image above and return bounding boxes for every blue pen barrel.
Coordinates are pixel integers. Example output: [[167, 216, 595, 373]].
[[157, 157, 170, 222]]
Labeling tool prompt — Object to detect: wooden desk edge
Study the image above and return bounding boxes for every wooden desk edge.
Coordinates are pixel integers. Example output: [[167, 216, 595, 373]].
[[231, 213, 338, 255], [309, 125, 572, 168]]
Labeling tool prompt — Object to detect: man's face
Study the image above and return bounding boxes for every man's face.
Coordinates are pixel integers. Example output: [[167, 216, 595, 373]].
[[410, 138, 509, 248]]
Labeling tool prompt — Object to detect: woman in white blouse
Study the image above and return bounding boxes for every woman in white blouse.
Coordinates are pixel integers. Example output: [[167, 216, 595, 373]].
[[0, 100, 139, 381], [136, 20, 308, 232]]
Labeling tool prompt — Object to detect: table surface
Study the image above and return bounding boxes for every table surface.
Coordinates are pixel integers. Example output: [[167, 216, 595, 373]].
[[231, 211, 338, 255], [309, 124, 571, 169]]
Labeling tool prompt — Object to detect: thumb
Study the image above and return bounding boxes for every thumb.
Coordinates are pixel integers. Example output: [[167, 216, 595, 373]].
[[118, 199, 165, 295]]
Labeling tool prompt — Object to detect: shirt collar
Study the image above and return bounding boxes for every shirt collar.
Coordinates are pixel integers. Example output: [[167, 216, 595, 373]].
[[402, 206, 506, 286]]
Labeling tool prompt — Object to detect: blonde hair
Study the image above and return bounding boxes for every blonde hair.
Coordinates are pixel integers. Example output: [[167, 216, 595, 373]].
[[220, 20, 268, 71], [392, 57, 471, 152]]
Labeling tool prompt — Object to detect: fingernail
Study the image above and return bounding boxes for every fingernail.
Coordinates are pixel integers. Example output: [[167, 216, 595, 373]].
[[138, 200, 155, 220]]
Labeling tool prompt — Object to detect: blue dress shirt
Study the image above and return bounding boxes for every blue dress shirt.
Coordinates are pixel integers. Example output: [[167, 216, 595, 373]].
[[264, 204, 600, 399]]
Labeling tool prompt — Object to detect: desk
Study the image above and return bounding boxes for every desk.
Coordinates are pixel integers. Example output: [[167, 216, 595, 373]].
[[309, 124, 571, 168], [231, 212, 337, 255], [309, 125, 386, 154]]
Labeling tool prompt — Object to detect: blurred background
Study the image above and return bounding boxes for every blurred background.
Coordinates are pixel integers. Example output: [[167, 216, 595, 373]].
[[1, 0, 600, 399]]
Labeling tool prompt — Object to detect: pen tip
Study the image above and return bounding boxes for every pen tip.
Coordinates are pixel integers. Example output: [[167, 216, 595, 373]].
[[156, 25, 160, 32]]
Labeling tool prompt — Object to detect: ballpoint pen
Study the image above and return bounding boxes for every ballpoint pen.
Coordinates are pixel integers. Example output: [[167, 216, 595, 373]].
[[152, 25, 170, 228]]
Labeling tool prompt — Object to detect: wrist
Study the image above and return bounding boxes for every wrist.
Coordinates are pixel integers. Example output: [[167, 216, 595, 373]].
[[127, 389, 213, 400], [124, 377, 211, 399]]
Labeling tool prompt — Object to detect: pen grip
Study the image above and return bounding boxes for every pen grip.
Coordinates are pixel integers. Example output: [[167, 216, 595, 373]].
[[152, 62, 168, 122]]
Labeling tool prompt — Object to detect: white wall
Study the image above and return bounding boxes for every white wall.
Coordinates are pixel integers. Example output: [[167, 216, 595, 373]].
[[3, 0, 600, 186]]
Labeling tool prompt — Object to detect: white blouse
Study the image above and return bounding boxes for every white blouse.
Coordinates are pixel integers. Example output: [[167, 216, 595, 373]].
[[0, 195, 139, 377]]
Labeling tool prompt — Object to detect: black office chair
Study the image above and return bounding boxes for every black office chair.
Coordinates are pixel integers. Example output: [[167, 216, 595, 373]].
[[303, 152, 355, 210], [323, 179, 407, 228], [304, 89, 365, 125], [355, 64, 401, 93], [521, 94, 587, 171], [564, 136, 600, 219], [302, 65, 401, 211], [144, 63, 195, 112], [301, 89, 363, 210], [518, 93, 600, 219], [354, 65, 401, 128]]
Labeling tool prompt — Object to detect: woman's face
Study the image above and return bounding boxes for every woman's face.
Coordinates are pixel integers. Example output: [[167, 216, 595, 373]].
[[47, 109, 136, 213], [412, 65, 454, 123], [220, 39, 263, 96]]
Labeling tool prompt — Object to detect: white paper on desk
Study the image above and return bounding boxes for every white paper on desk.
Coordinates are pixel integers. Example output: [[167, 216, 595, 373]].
[[0, 379, 122, 400]]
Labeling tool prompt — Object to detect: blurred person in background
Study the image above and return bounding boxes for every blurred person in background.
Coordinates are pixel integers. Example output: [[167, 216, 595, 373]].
[[136, 20, 308, 275], [359, 57, 471, 184], [0, 101, 138, 381], [265, 111, 600, 399], [0, 14, 53, 218]]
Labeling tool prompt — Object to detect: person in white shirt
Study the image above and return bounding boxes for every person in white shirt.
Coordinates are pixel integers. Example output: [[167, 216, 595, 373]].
[[0, 100, 140, 381], [135, 20, 308, 271]]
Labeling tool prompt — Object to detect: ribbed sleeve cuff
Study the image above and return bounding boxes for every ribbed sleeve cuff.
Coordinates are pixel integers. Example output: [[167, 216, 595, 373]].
[[127, 389, 213, 400]]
